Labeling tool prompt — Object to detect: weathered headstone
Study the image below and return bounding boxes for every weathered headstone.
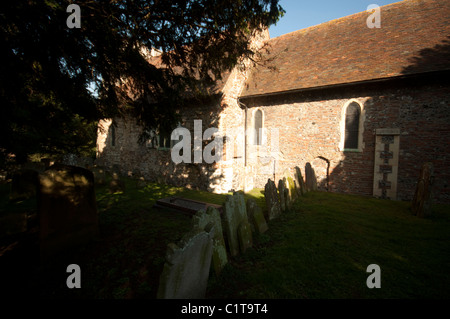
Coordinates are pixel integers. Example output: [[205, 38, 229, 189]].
[[305, 162, 318, 191], [412, 162, 434, 218], [222, 192, 248, 257], [9, 169, 39, 201], [109, 172, 125, 193], [192, 207, 228, 275], [294, 166, 306, 196], [38, 164, 98, 259], [284, 170, 297, 203], [278, 179, 287, 211], [264, 179, 281, 221], [246, 198, 268, 234], [91, 167, 107, 186], [157, 225, 214, 299], [237, 221, 253, 253]]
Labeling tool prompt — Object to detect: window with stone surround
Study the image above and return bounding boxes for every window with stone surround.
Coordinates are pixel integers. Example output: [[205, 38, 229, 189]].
[[344, 102, 360, 149], [253, 108, 263, 145], [145, 126, 176, 150], [339, 100, 365, 152]]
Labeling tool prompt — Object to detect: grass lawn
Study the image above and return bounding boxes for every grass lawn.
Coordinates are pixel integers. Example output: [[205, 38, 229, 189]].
[[207, 191, 450, 299], [1, 176, 449, 299]]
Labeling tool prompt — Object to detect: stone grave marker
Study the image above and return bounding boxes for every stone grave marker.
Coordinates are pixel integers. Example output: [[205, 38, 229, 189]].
[[246, 198, 268, 234], [278, 179, 287, 211], [412, 162, 434, 218], [157, 225, 214, 299], [264, 179, 281, 221], [294, 166, 307, 196], [284, 170, 297, 204], [91, 166, 107, 186], [222, 192, 248, 257], [38, 164, 98, 259], [305, 162, 318, 191], [109, 171, 125, 193], [192, 207, 228, 275], [237, 221, 253, 254]]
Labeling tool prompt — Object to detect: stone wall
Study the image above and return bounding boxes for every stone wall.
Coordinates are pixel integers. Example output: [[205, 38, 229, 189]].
[[241, 75, 450, 203]]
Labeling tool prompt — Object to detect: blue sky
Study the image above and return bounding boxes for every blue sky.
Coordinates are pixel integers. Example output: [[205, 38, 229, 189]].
[[268, 0, 401, 38]]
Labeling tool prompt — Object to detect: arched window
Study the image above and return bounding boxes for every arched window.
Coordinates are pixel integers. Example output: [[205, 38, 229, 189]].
[[344, 102, 361, 149], [254, 109, 263, 145]]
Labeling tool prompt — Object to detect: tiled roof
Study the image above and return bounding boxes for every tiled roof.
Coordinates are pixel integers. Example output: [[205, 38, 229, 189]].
[[241, 0, 450, 98]]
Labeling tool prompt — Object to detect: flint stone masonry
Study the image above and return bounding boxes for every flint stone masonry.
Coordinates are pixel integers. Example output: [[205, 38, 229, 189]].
[[96, 1, 450, 204], [222, 192, 248, 257], [157, 225, 214, 299], [192, 206, 228, 275], [412, 162, 434, 218], [38, 164, 98, 259], [246, 198, 268, 234], [264, 179, 281, 221]]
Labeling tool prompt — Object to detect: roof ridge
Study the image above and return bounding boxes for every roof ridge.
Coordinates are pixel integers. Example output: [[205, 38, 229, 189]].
[[269, 0, 406, 40]]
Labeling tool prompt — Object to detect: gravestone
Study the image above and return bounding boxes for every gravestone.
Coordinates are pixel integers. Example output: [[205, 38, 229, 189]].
[[91, 167, 107, 186], [284, 170, 298, 205], [305, 162, 318, 191], [294, 166, 306, 196], [412, 162, 434, 218], [157, 225, 214, 299], [246, 198, 268, 234], [9, 169, 39, 201], [237, 221, 253, 254], [38, 164, 98, 259], [278, 179, 287, 211], [109, 172, 125, 193], [264, 179, 281, 221], [192, 207, 228, 275], [222, 192, 248, 257]]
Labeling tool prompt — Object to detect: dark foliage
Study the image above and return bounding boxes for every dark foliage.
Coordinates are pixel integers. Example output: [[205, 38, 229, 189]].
[[0, 0, 284, 163]]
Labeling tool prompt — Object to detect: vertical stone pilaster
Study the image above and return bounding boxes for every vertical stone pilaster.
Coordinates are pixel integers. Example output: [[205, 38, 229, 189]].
[[373, 128, 400, 200]]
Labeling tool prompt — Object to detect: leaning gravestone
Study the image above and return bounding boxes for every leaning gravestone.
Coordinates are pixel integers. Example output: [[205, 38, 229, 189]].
[[264, 179, 281, 221], [222, 192, 249, 257], [294, 166, 306, 196], [305, 162, 318, 191], [246, 198, 268, 235], [9, 169, 39, 201], [284, 170, 298, 206], [412, 162, 434, 218], [157, 225, 214, 299], [278, 179, 287, 211], [38, 164, 98, 259], [238, 221, 253, 254], [192, 207, 228, 276]]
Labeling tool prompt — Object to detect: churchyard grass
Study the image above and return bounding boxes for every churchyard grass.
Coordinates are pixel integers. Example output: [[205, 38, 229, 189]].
[[2, 176, 449, 298], [207, 191, 450, 299]]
